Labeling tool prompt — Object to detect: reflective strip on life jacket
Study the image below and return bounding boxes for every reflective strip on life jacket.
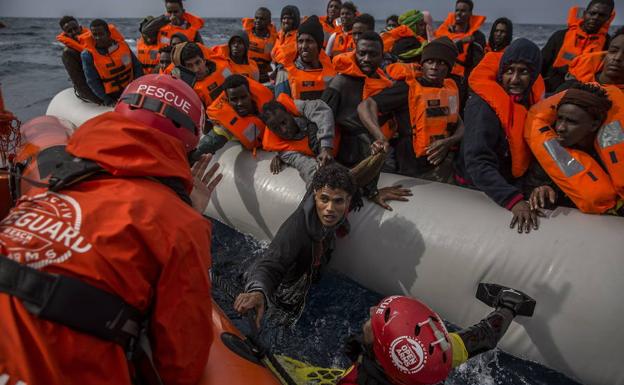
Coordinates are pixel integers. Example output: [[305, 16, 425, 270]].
[[137, 37, 160, 74], [435, 13, 486, 77], [242, 18, 278, 64], [84, 38, 134, 95], [285, 51, 336, 100]]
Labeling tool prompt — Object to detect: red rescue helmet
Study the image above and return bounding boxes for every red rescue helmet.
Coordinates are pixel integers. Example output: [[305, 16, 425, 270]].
[[115, 74, 204, 152], [371, 296, 453, 385]]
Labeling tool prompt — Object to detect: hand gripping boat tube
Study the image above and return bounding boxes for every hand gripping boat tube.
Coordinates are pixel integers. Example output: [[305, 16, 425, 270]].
[[47, 88, 624, 385]]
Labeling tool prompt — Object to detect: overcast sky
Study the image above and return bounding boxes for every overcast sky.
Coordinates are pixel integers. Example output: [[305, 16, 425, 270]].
[[1, 0, 623, 25]]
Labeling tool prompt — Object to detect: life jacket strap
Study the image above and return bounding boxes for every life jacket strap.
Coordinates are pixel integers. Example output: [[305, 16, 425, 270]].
[[120, 93, 198, 135]]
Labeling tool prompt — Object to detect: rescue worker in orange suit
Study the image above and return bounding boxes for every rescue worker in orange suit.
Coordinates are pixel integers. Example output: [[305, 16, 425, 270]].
[[190, 74, 274, 161], [541, 0, 615, 93], [56, 16, 102, 104], [274, 15, 336, 101], [157, 0, 204, 47], [326, 1, 357, 58], [242, 7, 277, 83], [137, 15, 169, 74], [524, 83, 624, 215], [212, 30, 260, 81], [321, 0, 342, 48], [0, 74, 221, 385], [174, 42, 231, 109], [455, 38, 546, 233], [560, 27, 624, 91], [358, 37, 465, 183], [322, 31, 413, 210], [272, 5, 301, 67], [486, 17, 513, 53], [81, 19, 143, 106], [434, 0, 486, 79], [261, 94, 336, 185], [338, 294, 525, 385], [156, 45, 173, 74]]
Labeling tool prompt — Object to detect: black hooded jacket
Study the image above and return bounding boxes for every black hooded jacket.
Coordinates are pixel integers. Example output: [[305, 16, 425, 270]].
[[488, 17, 513, 52], [228, 30, 251, 64]]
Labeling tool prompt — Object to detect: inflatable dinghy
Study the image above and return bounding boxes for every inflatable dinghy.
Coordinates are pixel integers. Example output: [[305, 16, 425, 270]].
[[48, 88, 624, 385]]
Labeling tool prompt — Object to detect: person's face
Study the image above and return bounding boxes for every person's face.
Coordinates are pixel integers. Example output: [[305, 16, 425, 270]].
[[297, 33, 320, 64], [340, 8, 356, 30], [281, 13, 296, 33], [415, 20, 427, 38], [327, 0, 341, 21], [227, 85, 254, 117], [422, 59, 449, 85], [603, 35, 624, 84], [254, 10, 271, 31], [454, 2, 472, 25], [314, 186, 350, 227], [229, 37, 246, 61], [159, 52, 172, 69], [351, 22, 369, 45], [500, 62, 532, 96], [166, 2, 185, 25], [90, 25, 112, 49], [386, 19, 399, 30], [62, 20, 81, 39], [582, 3, 612, 34], [356, 39, 383, 76], [493, 23, 509, 47], [555, 103, 601, 147], [266, 109, 299, 138], [183, 56, 207, 79]]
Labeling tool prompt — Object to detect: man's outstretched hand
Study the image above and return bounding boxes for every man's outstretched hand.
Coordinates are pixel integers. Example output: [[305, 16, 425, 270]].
[[190, 154, 223, 213], [370, 185, 413, 211], [234, 291, 266, 330]]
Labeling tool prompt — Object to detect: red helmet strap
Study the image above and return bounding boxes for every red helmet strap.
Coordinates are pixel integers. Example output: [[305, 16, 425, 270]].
[[119, 93, 197, 134]]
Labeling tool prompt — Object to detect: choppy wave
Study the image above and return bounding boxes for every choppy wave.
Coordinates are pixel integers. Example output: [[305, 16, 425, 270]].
[[0, 60, 63, 77]]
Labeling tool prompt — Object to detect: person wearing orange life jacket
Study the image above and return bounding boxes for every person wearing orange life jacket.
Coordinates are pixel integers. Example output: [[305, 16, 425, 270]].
[[383, 15, 399, 33], [212, 31, 260, 81], [485, 18, 513, 54], [455, 38, 546, 233], [156, 45, 173, 74], [272, 5, 301, 67], [523, 83, 624, 215], [358, 37, 464, 182], [434, 0, 486, 79], [56, 16, 102, 104], [190, 75, 274, 162], [261, 94, 336, 185], [331, 15, 383, 75], [137, 15, 169, 75], [541, 0, 615, 93], [160, 32, 193, 75], [81, 19, 143, 106], [381, 10, 428, 56], [0, 74, 222, 385], [274, 15, 336, 101], [174, 42, 232, 109], [560, 27, 624, 91], [322, 31, 413, 210], [157, 0, 204, 48], [321, 0, 342, 47], [326, 1, 357, 59], [242, 7, 277, 83]]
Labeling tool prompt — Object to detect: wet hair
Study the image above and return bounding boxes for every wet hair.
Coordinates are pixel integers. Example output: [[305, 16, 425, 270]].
[[341, 1, 358, 14], [256, 7, 271, 17], [90, 19, 109, 32], [312, 163, 357, 197], [358, 31, 384, 51], [560, 82, 613, 125], [456, 0, 474, 11], [260, 100, 289, 123], [180, 42, 204, 63], [354, 14, 375, 31], [159, 45, 173, 54], [59, 16, 77, 29], [386, 15, 399, 24], [223, 74, 250, 93]]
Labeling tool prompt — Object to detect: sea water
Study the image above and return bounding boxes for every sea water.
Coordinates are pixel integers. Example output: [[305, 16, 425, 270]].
[[0, 16, 594, 384]]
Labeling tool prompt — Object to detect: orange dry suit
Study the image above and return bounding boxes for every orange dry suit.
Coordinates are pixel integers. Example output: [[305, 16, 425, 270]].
[[435, 13, 487, 77], [212, 44, 260, 81], [524, 86, 624, 214], [137, 36, 160, 74], [158, 12, 204, 47], [0, 112, 213, 385], [242, 18, 277, 67], [468, 52, 545, 178], [207, 79, 274, 151], [283, 51, 336, 100], [82, 34, 134, 96]]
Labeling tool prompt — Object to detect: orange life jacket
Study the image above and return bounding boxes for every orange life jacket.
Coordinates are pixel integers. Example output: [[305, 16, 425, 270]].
[[137, 37, 160, 74], [468, 52, 545, 178], [524, 87, 624, 213], [334, 52, 396, 139], [242, 18, 278, 64], [284, 51, 336, 100], [193, 59, 233, 108], [552, 6, 614, 69], [83, 34, 134, 95], [435, 13, 486, 77], [207, 80, 274, 151], [56, 26, 90, 51], [381, 25, 426, 54], [212, 44, 260, 81], [158, 12, 204, 47], [385, 62, 422, 81], [568, 50, 606, 83], [319, 16, 339, 47], [329, 29, 354, 57], [272, 30, 298, 66]]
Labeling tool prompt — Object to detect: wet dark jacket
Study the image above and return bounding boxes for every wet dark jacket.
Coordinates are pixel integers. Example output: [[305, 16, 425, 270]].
[[61, 47, 102, 104]]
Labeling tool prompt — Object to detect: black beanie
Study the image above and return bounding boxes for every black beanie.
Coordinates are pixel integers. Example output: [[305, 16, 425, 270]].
[[298, 15, 324, 48], [588, 0, 614, 12], [421, 37, 458, 68]]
